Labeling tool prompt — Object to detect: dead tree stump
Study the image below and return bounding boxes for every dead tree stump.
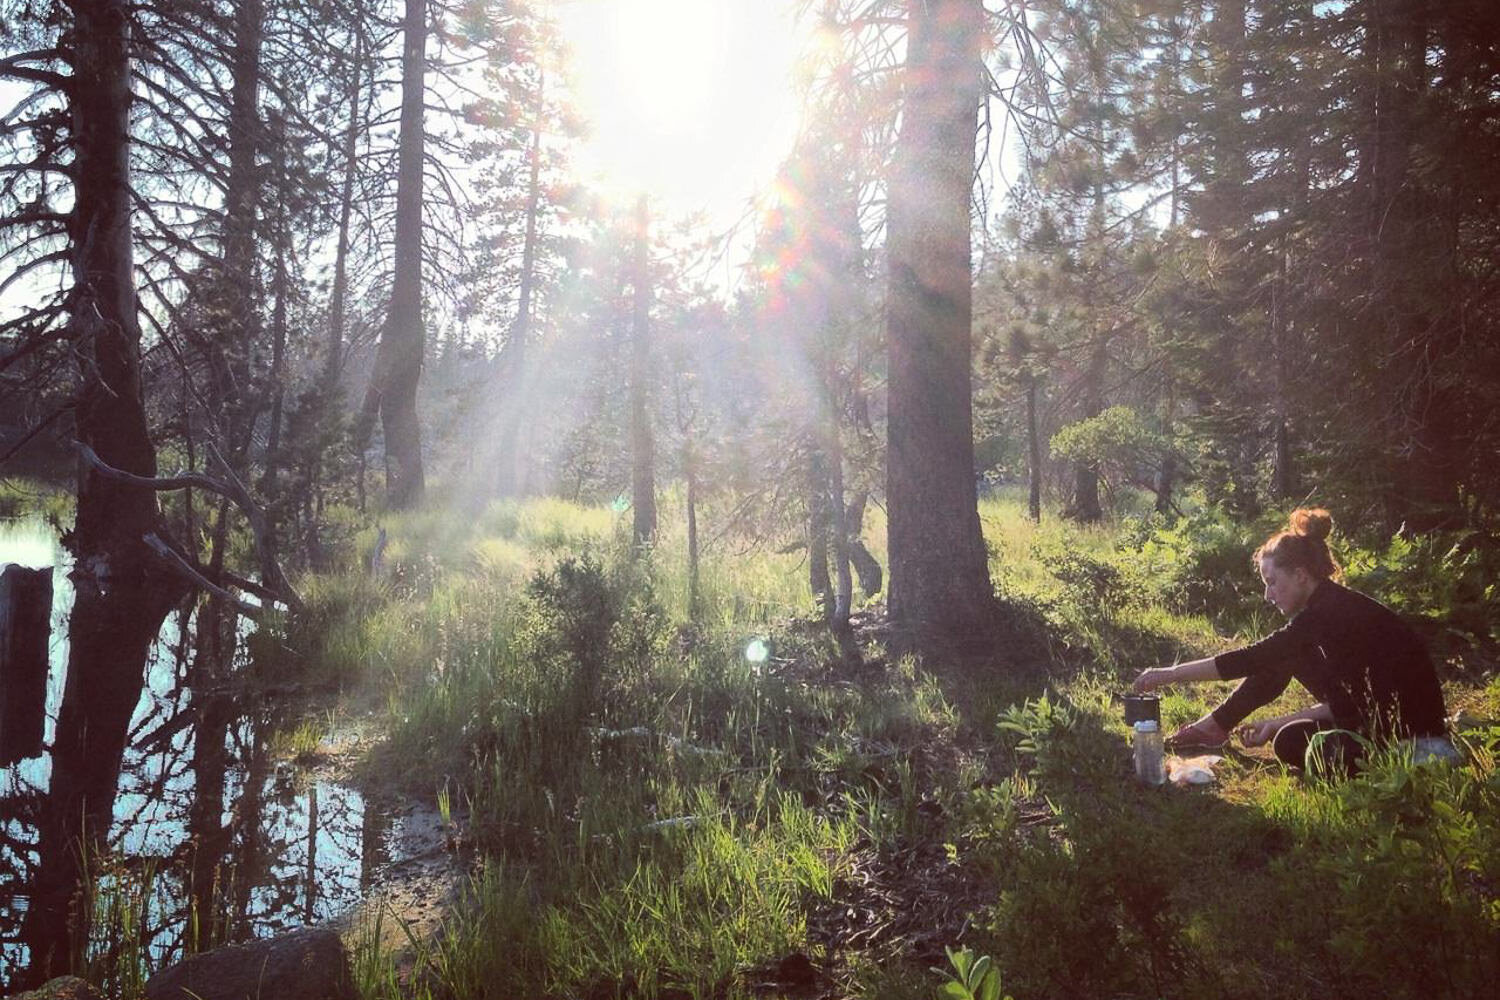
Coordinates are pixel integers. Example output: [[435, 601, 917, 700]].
[[1, 563, 52, 765]]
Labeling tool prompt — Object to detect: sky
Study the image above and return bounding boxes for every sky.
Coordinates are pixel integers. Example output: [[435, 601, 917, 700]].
[[553, 0, 807, 228]]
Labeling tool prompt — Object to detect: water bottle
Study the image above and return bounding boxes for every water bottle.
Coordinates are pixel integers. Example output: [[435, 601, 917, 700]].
[[1134, 720, 1165, 785]]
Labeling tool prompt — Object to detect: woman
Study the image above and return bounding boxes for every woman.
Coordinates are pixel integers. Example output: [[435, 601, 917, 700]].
[[1132, 508, 1459, 775]]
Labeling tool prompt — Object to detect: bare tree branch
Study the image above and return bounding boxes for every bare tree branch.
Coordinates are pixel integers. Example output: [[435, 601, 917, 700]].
[[0, 51, 69, 91], [143, 532, 263, 619], [74, 441, 304, 612], [0, 401, 70, 467]]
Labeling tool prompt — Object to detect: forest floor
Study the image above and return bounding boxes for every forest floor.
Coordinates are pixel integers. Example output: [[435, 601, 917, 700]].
[[311, 726, 475, 990]]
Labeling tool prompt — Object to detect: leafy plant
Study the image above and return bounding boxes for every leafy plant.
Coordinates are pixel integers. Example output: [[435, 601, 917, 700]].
[[938, 947, 1013, 1000]]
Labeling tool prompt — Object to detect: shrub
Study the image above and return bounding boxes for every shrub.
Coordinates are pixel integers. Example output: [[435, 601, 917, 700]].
[[1287, 741, 1500, 999], [1137, 507, 1267, 632], [1344, 526, 1500, 649]]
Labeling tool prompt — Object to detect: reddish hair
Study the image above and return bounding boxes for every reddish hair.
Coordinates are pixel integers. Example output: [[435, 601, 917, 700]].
[[1255, 508, 1342, 582]]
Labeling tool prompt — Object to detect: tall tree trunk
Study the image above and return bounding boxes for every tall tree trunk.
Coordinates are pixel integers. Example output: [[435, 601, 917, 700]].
[[191, 0, 265, 685], [1026, 375, 1042, 522], [829, 425, 853, 627], [324, 25, 365, 385], [1363, 0, 1454, 528], [1070, 335, 1107, 522], [361, 0, 426, 509], [1155, 384, 1178, 515], [220, 0, 265, 464], [630, 194, 657, 548], [496, 74, 545, 497], [885, 0, 994, 642], [261, 157, 290, 496], [306, 23, 366, 567], [1270, 215, 1293, 502], [845, 491, 882, 597], [20, 1, 186, 979], [1156, 33, 1183, 519], [684, 439, 700, 618], [807, 442, 833, 616], [1270, 136, 1310, 503], [1072, 52, 1110, 525]]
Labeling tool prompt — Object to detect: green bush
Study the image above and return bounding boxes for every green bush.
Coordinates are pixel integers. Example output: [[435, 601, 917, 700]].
[[1136, 506, 1267, 633]]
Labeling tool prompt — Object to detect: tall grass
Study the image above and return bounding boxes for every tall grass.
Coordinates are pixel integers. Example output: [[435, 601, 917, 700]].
[[331, 496, 981, 997], [309, 491, 1497, 1000]]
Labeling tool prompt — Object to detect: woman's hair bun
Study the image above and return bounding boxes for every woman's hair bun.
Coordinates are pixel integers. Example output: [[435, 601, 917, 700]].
[[1287, 508, 1333, 541]]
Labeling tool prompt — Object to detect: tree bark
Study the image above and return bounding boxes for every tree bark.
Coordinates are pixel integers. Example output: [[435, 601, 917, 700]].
[[20, 0, 187, 979], [261, 160, 290, 495], [221, 0, 264, 462], [885, 0, 994, 643], [829, 425, 853, 627], [361, 0, 426, 509]]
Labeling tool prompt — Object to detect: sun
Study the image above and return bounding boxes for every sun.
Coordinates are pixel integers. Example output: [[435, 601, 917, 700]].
[[558, 0, 803, 219], [612, 0, 724, 130]]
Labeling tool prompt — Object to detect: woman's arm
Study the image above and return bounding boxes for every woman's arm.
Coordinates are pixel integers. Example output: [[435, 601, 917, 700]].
[[1132, 656, 1220, 693], [1238, 703, 1335, 746]]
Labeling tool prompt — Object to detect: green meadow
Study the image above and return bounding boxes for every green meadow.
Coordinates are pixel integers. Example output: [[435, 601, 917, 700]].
[[237, 488, 1500, 1000]]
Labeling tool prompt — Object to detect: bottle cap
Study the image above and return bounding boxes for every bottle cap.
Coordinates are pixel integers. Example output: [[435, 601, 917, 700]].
[[1134, 720, 1159, 732]]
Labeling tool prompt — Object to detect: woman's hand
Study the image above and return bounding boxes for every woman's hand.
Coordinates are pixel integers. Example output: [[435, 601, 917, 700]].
[[1237, 720, 1278, 747], [1168, 714, 1229, 749], [1132, 666, 1175, 693]]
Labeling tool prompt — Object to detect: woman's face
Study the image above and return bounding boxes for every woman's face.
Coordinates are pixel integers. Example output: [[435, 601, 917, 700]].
[[1259, 558, 1317, 617]]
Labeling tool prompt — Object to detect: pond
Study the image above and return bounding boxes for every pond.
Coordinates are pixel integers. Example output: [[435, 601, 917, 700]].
[[0, 518, 400, 987]]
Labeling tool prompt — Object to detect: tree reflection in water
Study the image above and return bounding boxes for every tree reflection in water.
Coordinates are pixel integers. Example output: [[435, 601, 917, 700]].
[[0, 530, 384, 990]]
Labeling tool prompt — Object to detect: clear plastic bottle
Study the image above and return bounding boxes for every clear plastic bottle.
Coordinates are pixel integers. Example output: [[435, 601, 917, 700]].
[[1134, 720, 1166, 785]]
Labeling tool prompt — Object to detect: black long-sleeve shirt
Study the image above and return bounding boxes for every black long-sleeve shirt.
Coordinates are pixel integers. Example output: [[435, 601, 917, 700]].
[[1208, 579, 1447, 739]]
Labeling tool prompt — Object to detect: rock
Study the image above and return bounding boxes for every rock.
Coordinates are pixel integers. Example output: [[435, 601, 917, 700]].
[[144, 928, 356, 1000], [5, 977, 106, 1000]]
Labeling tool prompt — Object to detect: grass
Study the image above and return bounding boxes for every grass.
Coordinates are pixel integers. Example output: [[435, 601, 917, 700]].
[[295, 491, 1500, 1000], [0, 476, 73, 524]]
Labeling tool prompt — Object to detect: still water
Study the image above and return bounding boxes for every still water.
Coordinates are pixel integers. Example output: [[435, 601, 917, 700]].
[[1, 519, 392, 985]]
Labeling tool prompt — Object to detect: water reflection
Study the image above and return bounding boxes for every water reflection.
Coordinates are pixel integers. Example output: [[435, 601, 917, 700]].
[[0, 520, 385, 988]]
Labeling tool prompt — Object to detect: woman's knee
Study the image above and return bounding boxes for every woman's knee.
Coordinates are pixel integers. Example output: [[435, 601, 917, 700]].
[[1304, 729, 1363, 778], [1272, 720, 1320, 768]]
